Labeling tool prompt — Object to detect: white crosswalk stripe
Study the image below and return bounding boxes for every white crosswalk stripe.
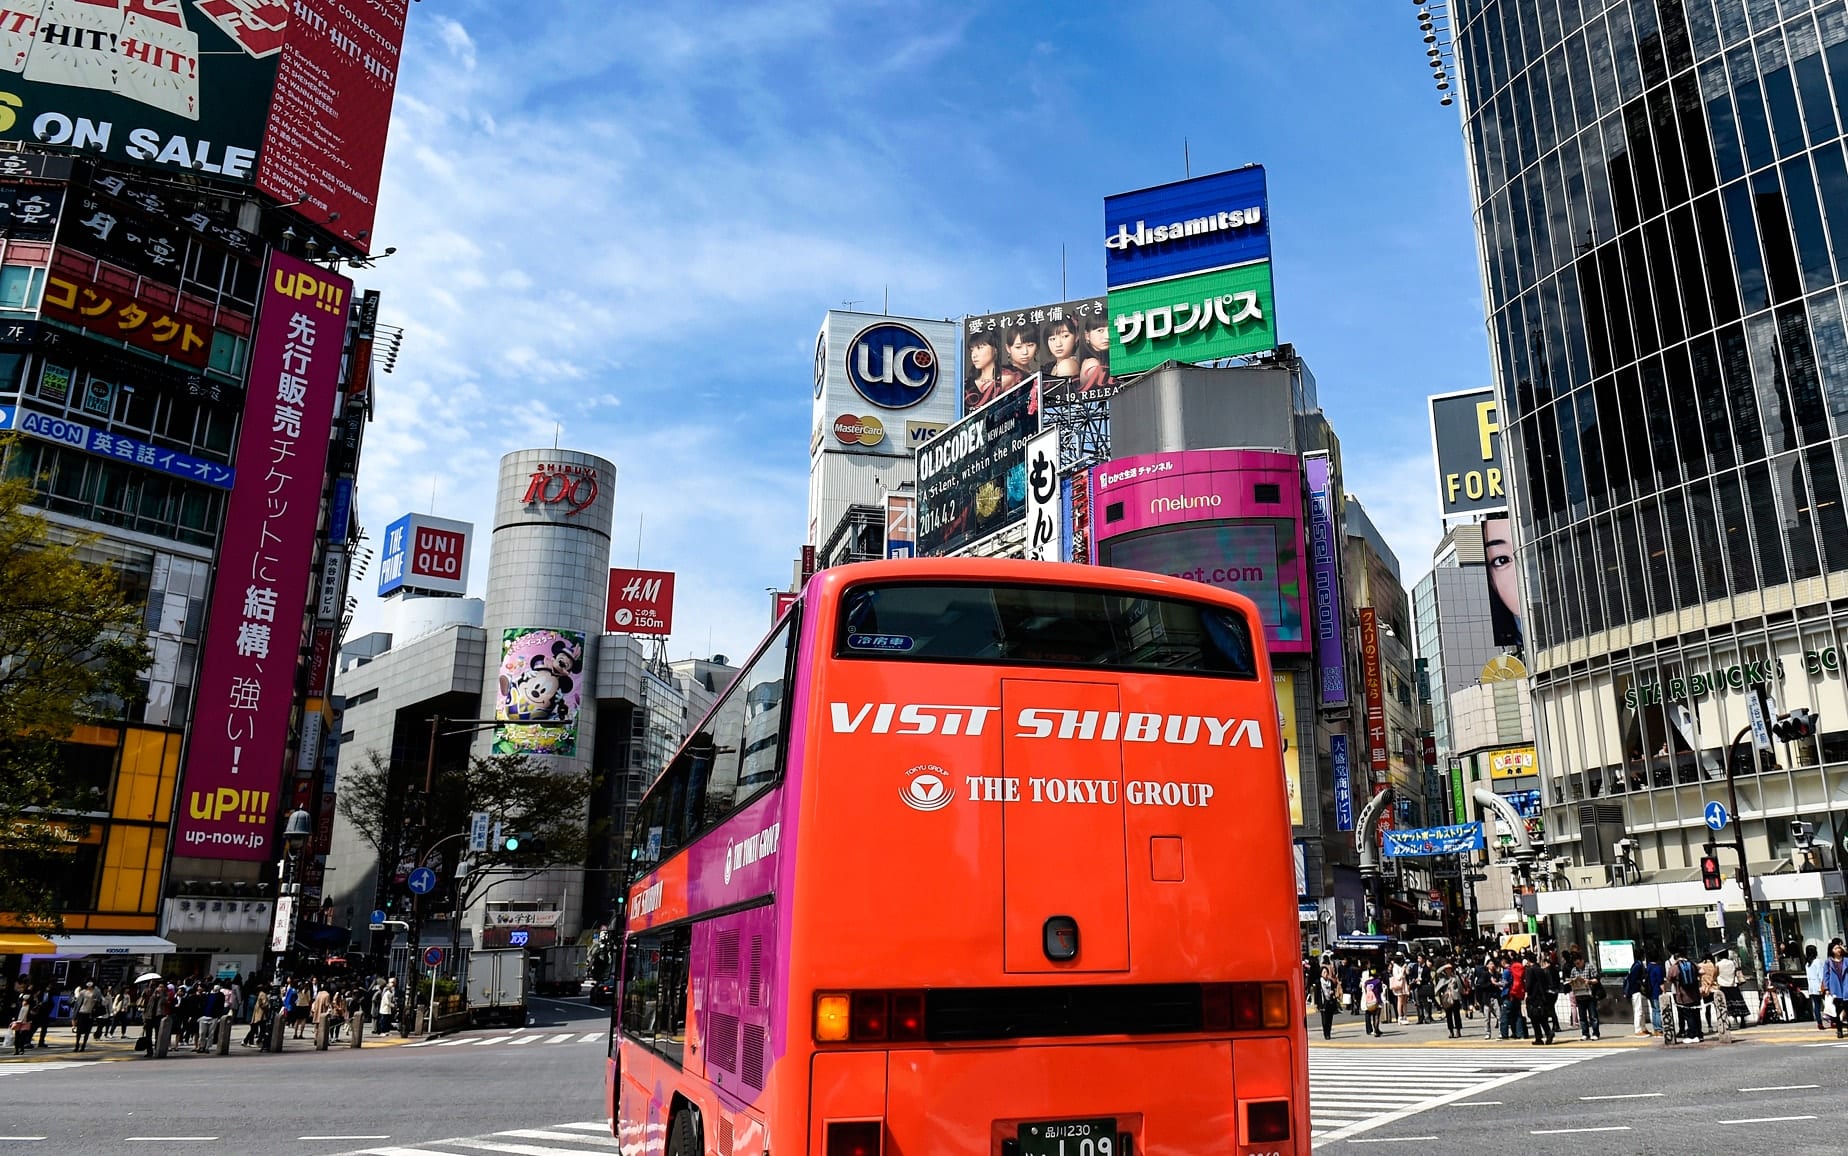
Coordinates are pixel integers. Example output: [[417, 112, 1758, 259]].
[[401, 1031, 599, 1050], [331, 1121, 614, 1156], [1311, 1046, 1623, 1145]]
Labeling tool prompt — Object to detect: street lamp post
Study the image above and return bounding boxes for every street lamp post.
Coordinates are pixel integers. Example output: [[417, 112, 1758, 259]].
[[266, 808, 313, 1053]]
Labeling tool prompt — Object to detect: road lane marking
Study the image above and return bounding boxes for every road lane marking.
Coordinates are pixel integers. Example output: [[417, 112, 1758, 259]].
[[507, 1035, 541, 1045], [300, 1138, 391, 1142], [0, 1139, 46, 1142], [497, 1130, 620, 1146], [552, 1123, 614, 1132], [1720, 1115, 1818, 1125], [124, 1138, 219, 1142], [1739, 1084, 1820, 1092], [1452, 1101, 1502, 1106], [545, 1033, 575, 1044], [469, 1037, 517, 1045], [578, 1032, 603, 1043], [1531, 1127, 1630, 1134], [450, 1140, 606, 1155], [1580, 1092, 1662, 1100], [1345, 1139, 1438, 1145]]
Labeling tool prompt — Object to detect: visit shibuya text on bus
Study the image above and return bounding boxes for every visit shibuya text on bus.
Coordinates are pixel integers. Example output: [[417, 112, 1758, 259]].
[[608, 557, 1307, 1156]]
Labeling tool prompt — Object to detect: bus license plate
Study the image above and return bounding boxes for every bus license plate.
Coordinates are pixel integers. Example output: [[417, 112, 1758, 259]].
[[1018, 1118, 1118, 1156]]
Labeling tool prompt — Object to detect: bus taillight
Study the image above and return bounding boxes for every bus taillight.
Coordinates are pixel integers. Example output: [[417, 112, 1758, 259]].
[[1224, 983, 1293, 1031], [1242, 1099, 1292, 1144], [815, 989, 927, 1043]]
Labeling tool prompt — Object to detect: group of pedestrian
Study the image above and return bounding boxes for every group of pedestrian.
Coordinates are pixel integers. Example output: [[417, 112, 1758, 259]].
[[8, 980, 138, 1054], [1619, 945, 1747, 1044], [1805, 939, 1848, 1037]]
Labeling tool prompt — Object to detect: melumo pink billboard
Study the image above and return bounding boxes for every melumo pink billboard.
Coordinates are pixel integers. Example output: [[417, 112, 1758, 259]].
[[175, 251, 350, 860], [1092, 448, 1309, 654]]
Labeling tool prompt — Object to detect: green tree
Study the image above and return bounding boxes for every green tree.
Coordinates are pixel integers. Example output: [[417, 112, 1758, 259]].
[[0, 452, 150, 929], [337, 749, 594, 916]]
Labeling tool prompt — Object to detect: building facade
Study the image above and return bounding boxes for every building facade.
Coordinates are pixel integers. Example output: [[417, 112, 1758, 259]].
[[1453, 0, 1848, 956]]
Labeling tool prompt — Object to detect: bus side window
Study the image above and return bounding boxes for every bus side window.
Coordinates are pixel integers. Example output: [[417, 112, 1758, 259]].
[[622, 925, 692, 1066]]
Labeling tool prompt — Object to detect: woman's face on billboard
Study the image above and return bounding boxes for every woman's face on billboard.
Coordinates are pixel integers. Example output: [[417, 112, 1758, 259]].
[[1007, 333, 1038, 370]]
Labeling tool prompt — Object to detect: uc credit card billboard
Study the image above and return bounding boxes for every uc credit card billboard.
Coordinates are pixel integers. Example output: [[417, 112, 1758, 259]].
[[1104, 166, 1278, 372]]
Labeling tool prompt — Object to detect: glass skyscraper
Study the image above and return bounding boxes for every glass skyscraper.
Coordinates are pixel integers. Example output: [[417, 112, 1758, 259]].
[[1454, 0, 1848, 947]]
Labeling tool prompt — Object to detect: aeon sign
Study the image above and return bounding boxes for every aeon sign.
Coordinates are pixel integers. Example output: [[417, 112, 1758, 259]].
[[522, 463, 600, 516], [846, 322, 938, 410]]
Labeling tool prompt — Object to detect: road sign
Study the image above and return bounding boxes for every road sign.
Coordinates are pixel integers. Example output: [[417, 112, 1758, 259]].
[[422, 946, 444, 968], [469, 811, 491, 853], [1746, 684, 1774, 751], [1428, 889, 1442, 902], [370, 908, 386, 925], [369, 923, 385, 932], [407, 866, 438, 895], [1704, 801, 1731, 831]]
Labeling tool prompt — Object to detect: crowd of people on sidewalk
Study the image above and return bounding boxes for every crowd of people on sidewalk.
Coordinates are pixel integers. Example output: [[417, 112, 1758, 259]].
[[6, 969, 412, 1057], [1305, 936, 1845, 1046]]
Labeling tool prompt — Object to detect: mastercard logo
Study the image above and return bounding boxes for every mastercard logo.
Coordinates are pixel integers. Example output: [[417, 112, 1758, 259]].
[[833, 414, 886, 446]]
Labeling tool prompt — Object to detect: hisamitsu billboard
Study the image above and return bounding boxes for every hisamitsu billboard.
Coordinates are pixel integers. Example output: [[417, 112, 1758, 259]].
[[1104, 165, 1271, 289]]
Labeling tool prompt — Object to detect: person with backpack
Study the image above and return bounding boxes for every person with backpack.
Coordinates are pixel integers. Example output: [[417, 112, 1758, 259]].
[[1668, 950, 1704, 1043], [1361, 968, 1385, 1036], [1437, 960, 1465, 1038], [1501, 952, 1528, 1040]]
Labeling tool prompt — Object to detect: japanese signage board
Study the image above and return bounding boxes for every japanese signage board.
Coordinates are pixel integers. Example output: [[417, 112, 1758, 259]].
[[1105, 166, 1272, 289], [1360, 607, 1388, 782], [1488, 745, 1538, 779], [174, 250, 348, 860], [961, 298, 1118, 416], [1383, 823, 1486, 858], [327, 477, 352, 545], [41, 266, 211, 366], [0, 2, 407, 249], [1429, 387, 1507, 521], [883, 492, 915, 559], [375, 512, 471, 597], [1023, 428, 1060, 563], [915, 377, 1040, 557], [0, 403, 232, 487], [307, 625, 334, 698], [1305, 453, 1347, 707], [772, 590, 798, 622], [607, 568, 675, 636], [1332, 733, 1354, 832], [1106, 261, 1277, 376], [1276, 671, 1303, 826], [493, 628, 585, 757], [0, 183, 61, 239], [1451, 760, 1467, 824], [314, 547, 343, 622], [812, 311, 957, 457], [1067, 468, 1091, 564]]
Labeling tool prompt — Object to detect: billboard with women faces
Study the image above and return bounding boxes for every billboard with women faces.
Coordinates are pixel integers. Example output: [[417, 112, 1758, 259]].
[[916, 377, 1041, 556], [961, 298, 1119, 416]]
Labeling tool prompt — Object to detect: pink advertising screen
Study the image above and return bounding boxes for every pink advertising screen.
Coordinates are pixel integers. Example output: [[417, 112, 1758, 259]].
[[1094, 449, 1308, 653], [175, 252, 350, 860]]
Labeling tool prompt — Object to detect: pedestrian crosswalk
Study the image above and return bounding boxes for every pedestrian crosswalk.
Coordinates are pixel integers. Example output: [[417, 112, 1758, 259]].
[[328, 1120, 614, 1156], [1310, 1046, 1623, 1145], [401, 1030, 606, 1050]]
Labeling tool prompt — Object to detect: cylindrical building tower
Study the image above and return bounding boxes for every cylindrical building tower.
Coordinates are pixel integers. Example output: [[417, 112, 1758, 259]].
[[1453, 1, 1848, 950], [472, 448, 616, 939]]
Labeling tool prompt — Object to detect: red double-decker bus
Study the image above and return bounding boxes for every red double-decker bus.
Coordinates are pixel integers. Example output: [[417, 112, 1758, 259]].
[[610, 558, 1306, 1155]]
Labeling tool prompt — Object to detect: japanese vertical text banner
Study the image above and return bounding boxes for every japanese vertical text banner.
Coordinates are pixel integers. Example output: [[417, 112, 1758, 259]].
[[1305, 453, 1347, 708], [175, 251, 349, 860], [1360, 607, 1389, 785]]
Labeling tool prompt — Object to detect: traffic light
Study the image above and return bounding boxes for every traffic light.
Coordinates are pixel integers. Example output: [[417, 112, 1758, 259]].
[[502, 831, 545, 857], [1772, 708, 1819, 742], [1700, 854, 1723, 891]]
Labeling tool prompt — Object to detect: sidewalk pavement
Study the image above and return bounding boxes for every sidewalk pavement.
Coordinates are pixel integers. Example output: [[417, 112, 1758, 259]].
[[2, 1021, 416, 1064], [1307, 1003, 1831, 1049]]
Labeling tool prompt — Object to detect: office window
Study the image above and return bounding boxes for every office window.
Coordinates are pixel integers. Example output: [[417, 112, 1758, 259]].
[[0, 264, 44, 310]]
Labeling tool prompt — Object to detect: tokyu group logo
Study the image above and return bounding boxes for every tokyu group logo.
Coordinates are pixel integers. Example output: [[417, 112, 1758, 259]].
[[900, 764, 954, 812], [846, 322, 937, 410]]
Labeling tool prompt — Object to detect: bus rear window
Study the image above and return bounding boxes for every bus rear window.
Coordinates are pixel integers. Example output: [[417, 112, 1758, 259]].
[[835, 582, 1256, 678]]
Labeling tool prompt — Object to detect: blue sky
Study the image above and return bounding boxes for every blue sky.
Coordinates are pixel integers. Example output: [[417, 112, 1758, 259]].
[[348, 1, 1487, 660]]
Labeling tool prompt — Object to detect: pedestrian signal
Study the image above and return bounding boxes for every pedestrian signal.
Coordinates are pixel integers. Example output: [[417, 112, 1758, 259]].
[[1700, 855, 1723, 891]]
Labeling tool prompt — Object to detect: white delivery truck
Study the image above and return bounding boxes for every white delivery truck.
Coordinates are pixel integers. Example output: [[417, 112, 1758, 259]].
[[466, 948, 530, 1027]]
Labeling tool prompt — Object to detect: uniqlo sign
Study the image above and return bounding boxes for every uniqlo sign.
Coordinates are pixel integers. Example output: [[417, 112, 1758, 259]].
[[607, 568, 675, 636], [376, 513, 472, 597]]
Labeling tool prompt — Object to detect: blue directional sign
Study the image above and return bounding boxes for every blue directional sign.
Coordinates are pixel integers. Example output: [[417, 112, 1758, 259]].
[[1704, 801, 1731, 831], [370, 909, 386, 925], [406, 866, 438, 895]]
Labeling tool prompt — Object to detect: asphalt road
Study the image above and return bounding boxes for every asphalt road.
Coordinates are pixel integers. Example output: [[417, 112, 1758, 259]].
[[1324, 1036, 1845, 1154], [0, 995, 614, 1156]]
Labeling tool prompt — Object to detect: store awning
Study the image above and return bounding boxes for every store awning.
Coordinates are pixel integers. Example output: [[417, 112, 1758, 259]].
[[0, 932, 54, 954], [44, 934, 177, 957], [1535, 866, 1846, 917]]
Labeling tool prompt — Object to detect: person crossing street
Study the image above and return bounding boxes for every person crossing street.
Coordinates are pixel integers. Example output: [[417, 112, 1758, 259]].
[[1826, 940, 1848, 1039]]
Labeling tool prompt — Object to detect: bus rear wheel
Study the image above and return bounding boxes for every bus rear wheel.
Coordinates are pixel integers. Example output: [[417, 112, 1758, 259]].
[[667, 1109, 700, 1156]]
